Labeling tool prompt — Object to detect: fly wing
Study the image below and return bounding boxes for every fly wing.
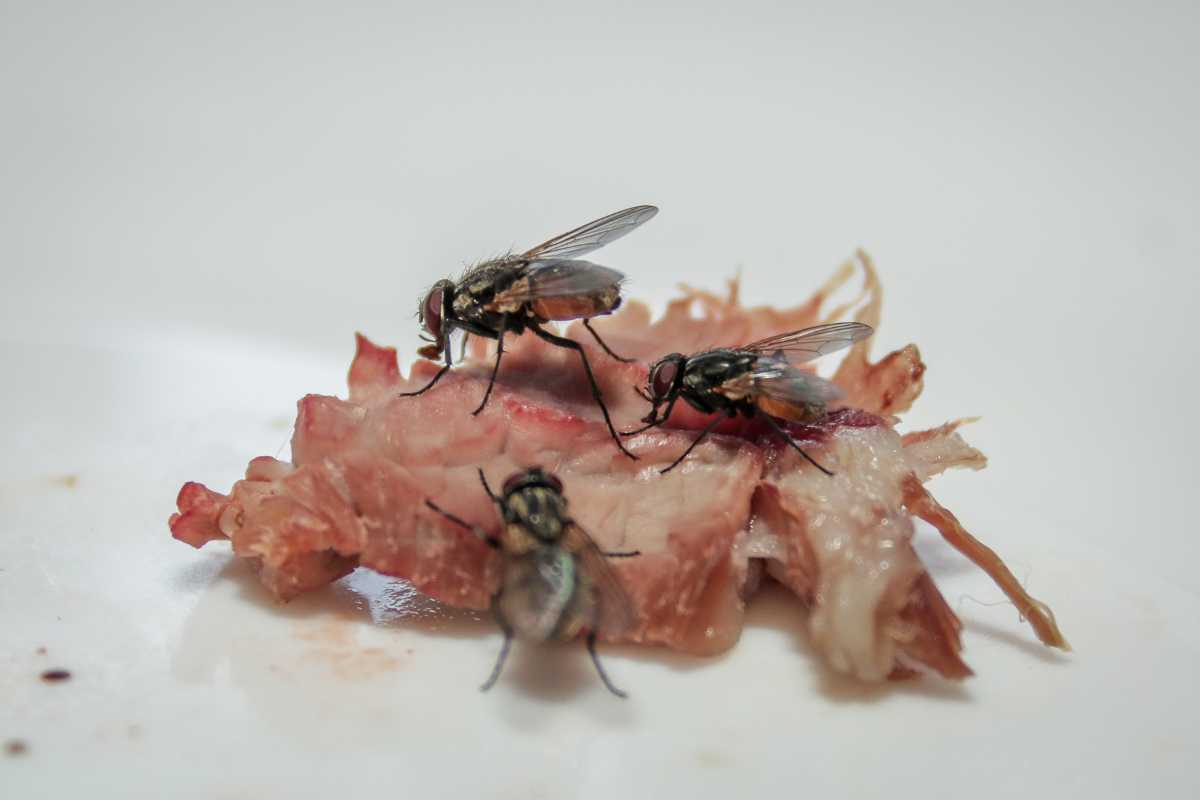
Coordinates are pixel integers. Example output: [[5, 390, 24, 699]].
[[751, 356, 847, 405], [565, 524, 638, 637], [743, 322, 873, 365], [521, 205, 658, 261], [497, 259, 625, 302]]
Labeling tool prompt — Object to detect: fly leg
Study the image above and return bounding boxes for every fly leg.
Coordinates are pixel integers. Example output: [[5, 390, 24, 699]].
[[426, 498, 513, 692], [564, 522, 639, 558], [659, 413, 727, 474], [531, 324, 637, 460], [481, 606, 514, 692], [758, 412, 834, 476], [477, 468, 499, 503], [424, 500, 500, 549], [622, 395, 677, 436], [472, 314, 507, 416], [583, 319, 635, 363], [587, 631, 627, 699], [621, 418, 660, 436], [399, 336, 453, 397]]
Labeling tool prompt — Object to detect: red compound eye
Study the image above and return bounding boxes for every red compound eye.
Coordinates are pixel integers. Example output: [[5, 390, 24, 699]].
[[502, 471, 526, 495], [541, 472, 563, 493], [502, 468, 562, 495], [423, 288, 443, 339], [651, 358, 679, 399]]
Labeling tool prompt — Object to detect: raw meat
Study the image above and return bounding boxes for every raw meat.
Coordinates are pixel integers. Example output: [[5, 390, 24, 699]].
[[170, 251, 1067, 680], [174, 339, 763, 654]]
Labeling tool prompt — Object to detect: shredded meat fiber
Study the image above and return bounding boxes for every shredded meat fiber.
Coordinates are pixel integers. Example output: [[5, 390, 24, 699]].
[[170, 251, 1067, 681]]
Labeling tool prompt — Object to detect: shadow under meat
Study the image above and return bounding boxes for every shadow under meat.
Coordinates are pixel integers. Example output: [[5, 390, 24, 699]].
[[739, 580, 976, 704], [216, 557, 492, 640], [961, 616, 1074, 666], [181, 552, 1065, 707]]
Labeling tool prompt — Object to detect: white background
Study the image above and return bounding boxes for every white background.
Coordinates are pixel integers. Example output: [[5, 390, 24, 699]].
[[2, 2, 1197, 798]]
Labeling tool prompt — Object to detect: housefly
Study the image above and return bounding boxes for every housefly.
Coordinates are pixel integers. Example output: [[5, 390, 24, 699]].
[[404, 205, 659, 459], [625, 322, 874, 474], [425, 467, 641, 697]]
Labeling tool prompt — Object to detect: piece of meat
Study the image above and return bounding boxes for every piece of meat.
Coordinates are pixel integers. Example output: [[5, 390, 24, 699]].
[[175, 334, 763, 651], [170, 252, 1068, 680], [749, 411, 1063, 681], [829, 251, 926, 416]]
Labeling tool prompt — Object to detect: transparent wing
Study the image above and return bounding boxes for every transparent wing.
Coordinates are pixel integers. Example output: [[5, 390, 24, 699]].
[[521, 205, 658, 261], [742, 322, 873, 365], [566, 524, 638, 637], [498, 259, 625, 302], [492, 262, 628, 311], [751, 356, 847, 405]]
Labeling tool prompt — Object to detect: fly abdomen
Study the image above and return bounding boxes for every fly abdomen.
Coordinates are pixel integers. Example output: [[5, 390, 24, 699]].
[[498, 548, 579, 643], [532, 288, 621, 322]]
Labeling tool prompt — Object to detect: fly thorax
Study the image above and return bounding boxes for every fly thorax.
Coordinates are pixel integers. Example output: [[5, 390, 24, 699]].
[[452, 290, 479, 317], [681, 367, 711, 394], [689, 351, 742, 384], [505, 487, 568, 543]]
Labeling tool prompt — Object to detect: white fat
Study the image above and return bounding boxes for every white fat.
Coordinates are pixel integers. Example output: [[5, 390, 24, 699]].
[[806, 510, 911, 681], [767, 424, 924, 680]]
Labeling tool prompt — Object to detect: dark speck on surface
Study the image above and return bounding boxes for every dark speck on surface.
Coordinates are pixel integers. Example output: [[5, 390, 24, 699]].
[[35, 647, 47, 655], [5, 740, 28, 756], [40, 669, 71, 683]]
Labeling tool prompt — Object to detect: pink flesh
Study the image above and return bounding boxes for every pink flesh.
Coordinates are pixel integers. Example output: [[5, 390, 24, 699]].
[[170, 252, 1067, 679], [176, 333, 763, 652]]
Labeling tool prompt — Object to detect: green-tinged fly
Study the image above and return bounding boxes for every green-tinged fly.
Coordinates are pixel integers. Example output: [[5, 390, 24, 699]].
[[425, 467, 640, 697]]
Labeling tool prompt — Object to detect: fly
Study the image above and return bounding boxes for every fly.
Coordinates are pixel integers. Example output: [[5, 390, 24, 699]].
[[404, 205, 659, 459], [425, 467, 640, 697], [625, 322, 874, 474]]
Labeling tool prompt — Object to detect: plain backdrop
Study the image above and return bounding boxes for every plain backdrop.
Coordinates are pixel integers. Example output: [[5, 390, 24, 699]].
[[1, 2, 1198, 798]]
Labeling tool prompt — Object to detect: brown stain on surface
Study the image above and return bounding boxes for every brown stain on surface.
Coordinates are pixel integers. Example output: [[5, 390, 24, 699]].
[[52, 474, 79, 489], [40, 669, 72, 683], [294, 619, 400, 680], [5, 740, 28, 756], [295, 618, 356, 648]]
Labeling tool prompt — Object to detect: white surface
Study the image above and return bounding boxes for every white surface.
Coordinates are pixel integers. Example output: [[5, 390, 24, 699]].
[[2, 1, 1198, 797]]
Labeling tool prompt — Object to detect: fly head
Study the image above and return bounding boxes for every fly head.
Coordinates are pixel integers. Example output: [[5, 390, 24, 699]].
[[417, 279, 456, 360], [642, 353, 686, 422]]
